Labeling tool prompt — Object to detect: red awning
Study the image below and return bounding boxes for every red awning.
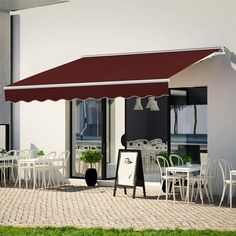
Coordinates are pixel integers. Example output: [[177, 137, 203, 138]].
[[4, 47, 221, 102]]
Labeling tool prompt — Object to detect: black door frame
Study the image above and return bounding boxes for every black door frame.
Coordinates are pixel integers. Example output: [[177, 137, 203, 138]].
[[69, 99, 107, 179]]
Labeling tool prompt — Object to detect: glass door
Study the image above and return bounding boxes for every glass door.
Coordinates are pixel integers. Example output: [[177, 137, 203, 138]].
[[71, 99, 103, 178]]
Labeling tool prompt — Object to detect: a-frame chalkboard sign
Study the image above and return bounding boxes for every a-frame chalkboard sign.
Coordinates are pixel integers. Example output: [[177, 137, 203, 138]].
[[113, 149, 146, 199]]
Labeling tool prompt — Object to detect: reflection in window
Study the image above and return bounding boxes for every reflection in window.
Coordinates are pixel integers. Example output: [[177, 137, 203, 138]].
[[72, 99, 102, 178], [76, 99, 102, 140], [170, 88, 207, 163]]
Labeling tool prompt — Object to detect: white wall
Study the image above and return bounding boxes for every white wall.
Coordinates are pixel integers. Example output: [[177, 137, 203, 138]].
[[19, 100, 66, 153], [0, 11, 11, 125], [13, 0, 236, 189], [110, 98, 125, 161], [170, 54, 236, 194]]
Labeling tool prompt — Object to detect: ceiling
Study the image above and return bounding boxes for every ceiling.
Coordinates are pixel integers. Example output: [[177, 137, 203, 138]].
[[0, 0, 69, 11]]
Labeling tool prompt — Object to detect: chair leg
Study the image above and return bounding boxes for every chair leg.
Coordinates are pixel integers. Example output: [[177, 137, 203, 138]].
[[172, 180, 176, 202], [25, 171, 28, 189], [219, 183, 227, 207], [50, 169, 56, 186], [208, 178, 214, 203], [157, 181, 163, 200], [198, 182, 204, 205], [3, 169, 6, 187], [194, 184, 199, 201], [190, 182, 195, 202], [204, 182, 211, 204], [178, 178, 183, 201]]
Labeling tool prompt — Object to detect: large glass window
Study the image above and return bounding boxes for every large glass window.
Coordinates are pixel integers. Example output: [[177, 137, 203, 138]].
[[72, 99, 103, 178], [170, 87, 207, 163], [125, 96, 168, 182]]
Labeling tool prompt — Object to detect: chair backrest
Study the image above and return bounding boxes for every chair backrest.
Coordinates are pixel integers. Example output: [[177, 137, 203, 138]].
[[200, 153, 208, 165], [155, 155, 169, 177], [78, 145, 90, 150], [149, 138, 162, 146], [202, 158, 218, 178], [45, 151, 57, 160], [218, 159, 232, 182], [58, 150, 70, 166], [19, 149, 32, 159], [136, 139, 149, 145], [6, 150, 20, 156], [169, 154, 183, 167]]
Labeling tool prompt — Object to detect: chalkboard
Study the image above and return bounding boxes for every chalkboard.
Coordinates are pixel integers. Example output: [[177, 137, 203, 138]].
[[113, 149, 146, 199]]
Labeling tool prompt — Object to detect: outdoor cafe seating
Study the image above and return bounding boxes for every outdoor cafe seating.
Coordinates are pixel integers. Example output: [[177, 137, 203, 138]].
[[0, 146, 235, 208], [0, 149, 70, 189]]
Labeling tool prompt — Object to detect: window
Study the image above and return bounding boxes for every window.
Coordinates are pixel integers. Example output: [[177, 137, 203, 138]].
[[170, 87, 207, 163]]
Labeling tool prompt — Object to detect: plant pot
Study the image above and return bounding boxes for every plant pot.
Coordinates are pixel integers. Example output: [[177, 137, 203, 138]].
[[85, 168, 97, 186]]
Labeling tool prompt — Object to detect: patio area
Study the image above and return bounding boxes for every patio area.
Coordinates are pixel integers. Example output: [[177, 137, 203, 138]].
[[0, 184, 235, 230]]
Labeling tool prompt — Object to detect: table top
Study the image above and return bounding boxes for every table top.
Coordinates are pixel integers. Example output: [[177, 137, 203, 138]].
[[0, 155, 20, 161], [230, 170, 236, 175], [166, 164, 201, 172], [18, 158, 49, 163]]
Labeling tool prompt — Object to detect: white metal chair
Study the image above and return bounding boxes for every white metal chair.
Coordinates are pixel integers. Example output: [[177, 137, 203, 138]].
[[188, 160, 211, 204], [219, 159, 236, 207], [35, 151, 57, 189], [155, 155, 183, 202], [202, 158, 217, 202], [6, 150, 21, 181], [169, 154, 183, 167], [169, 154, 186, 192], [14, 149, 32, 187], [0, 153, 13, 187], [50, 150, 70, 186]]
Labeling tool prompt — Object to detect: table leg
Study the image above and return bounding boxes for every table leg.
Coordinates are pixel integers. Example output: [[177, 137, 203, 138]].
[[186, 171, 190, 204], [230, 173, 232, 208], [18, 163, 21, 188], [33, 165, 36, 190], [165, 169, 168, 201]]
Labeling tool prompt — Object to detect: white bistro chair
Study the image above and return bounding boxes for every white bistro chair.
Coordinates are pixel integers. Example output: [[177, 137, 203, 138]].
[[188, 161, 211, 204], [219, 159, 236, 207], [50, 150, 70, 186], [0, 152, 14, 187], [155, 155, 183, 202], [35, 151, 57, 189]]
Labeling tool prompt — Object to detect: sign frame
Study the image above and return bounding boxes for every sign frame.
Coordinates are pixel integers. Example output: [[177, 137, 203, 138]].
[[113, 149, 146, 199]]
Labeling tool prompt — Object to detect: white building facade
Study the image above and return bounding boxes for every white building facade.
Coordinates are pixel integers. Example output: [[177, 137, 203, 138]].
[[1, 0, 236, 193]]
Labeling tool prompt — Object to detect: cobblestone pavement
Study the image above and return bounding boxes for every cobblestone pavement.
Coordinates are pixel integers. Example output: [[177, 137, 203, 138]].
[[0, 184, 235, 230]]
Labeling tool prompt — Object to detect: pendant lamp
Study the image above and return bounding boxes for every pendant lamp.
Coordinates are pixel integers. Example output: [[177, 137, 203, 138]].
[[133, 97, 143, 110]]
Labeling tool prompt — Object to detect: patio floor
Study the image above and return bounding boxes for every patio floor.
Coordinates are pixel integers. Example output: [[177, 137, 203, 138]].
[[0, 183, 235, 230]]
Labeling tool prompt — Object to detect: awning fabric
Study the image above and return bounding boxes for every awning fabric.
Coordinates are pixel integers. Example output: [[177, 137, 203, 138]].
[[4, 47, 221, 102]]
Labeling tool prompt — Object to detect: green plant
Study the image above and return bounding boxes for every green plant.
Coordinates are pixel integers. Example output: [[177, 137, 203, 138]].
[[159, 151, 168, 159], [80, 149, 103, 168], [37, 150, 45, 157], [185, 155, 193, 163], [0, 148, 7, 155], [157, 151, 169, 167]]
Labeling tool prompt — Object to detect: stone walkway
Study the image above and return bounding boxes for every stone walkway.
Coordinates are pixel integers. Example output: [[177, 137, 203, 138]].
[[0, 185, 235, 230]]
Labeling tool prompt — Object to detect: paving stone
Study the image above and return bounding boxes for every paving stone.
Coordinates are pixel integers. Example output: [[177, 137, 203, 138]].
[[0, 185, 235, 230]]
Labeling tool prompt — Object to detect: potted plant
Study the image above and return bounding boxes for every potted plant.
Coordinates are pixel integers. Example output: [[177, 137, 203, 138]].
[[0, 148, 7, 156], [80, 149, 103, 186], [37, 150, 45, 157], [185, 155, 193, 165]]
